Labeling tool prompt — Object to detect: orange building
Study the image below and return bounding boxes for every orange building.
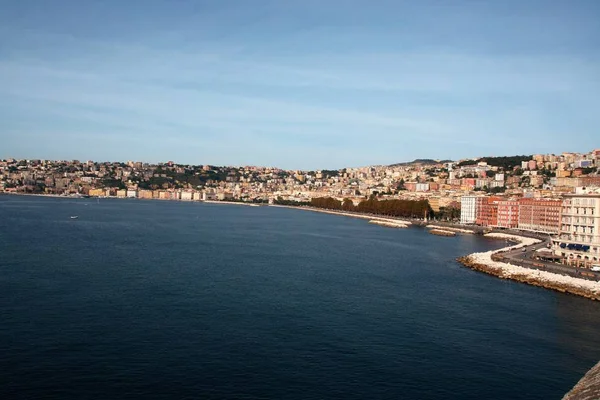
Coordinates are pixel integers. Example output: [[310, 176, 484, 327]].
[[476, 196, 502, 227], [462, 178, 476, 190], [497, 199, 520, 228], [518, 198, 562, 234]]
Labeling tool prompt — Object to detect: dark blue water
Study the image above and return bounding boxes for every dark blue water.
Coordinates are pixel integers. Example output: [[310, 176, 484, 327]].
[[1, 196, 599, 399]]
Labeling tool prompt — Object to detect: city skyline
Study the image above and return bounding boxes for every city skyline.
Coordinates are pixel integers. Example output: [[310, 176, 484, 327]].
[[1, 149, 598, 171], [1, 0, 599, 169]]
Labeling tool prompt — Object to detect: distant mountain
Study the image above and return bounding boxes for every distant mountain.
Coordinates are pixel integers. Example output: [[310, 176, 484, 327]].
[[389, 159, 453, 167]]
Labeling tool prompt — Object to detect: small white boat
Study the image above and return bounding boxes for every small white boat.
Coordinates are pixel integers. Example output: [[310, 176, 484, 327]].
[[70, 216, 79, 219]]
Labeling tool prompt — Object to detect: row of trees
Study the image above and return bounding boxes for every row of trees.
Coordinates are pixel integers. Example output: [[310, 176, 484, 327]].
[[310, 197, 432, 219], [458, 155, 532, 170], [435, 206, 461, 221], [274, 197, 310, 206]]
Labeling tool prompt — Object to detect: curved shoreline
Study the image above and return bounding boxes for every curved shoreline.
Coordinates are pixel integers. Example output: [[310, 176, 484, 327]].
[[6, 195, 598, 300], [272, 206, 600, 301], [269, 204, 411, 226], [458, 233, 600, 301]]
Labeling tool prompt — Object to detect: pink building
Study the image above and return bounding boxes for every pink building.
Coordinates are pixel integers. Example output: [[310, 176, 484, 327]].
[[476, 196, 502, 227], [404, 182, 417, 192], [496, 200, 520, 228], [518, 198, 561, 233], [462, 178, 476, 190], [528, 160, 538, 170]]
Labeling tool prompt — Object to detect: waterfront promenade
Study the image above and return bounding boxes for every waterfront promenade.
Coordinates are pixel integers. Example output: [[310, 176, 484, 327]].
[[458, 234, 600, 301]]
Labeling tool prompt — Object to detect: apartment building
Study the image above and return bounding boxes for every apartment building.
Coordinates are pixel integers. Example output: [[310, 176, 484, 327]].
[[460, 195, 478, 224], [518, 198, 562, 234], [180, 191, 194, 201], [496, 199, 519, 228], [88, 188, 105, 197], [138, 189, 154, 199], [553, 191, 600, 267], [475, 196, 501, 227], [415, 183, 430, 192]]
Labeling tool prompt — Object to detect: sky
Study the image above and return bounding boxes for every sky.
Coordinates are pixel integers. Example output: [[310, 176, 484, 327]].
[[1, 0, 599, 169]]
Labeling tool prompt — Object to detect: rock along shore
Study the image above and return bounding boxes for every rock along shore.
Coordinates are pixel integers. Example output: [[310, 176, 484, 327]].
[[563, 360, 600, 400], [458, 233, 600, 301], [368, 220, 410, 228], [426, 225, 474, 234], [429, 229, 456, 237]]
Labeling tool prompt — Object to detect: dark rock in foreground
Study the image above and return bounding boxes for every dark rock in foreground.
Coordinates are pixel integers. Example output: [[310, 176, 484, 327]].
[[563, 361, 600, 400]]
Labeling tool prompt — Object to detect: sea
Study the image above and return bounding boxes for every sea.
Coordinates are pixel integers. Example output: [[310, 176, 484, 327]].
[[1, 195, 600, 399]]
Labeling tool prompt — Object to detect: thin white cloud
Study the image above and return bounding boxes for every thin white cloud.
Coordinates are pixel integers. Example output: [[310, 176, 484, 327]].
[[1, 21, 599, 167], [0, 60, 450, 135]]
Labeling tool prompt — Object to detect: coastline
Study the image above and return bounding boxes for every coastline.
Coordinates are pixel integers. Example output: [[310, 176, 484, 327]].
[[426, 225, 475, 234], [0, 192, 77, 199], [458, 233, 600, 301], [272, 205, 600, 301], [203, 200, 259, 206], [0, 192, 262, 206], [5, 192, 599, 300], [269, 204, 411, 227]]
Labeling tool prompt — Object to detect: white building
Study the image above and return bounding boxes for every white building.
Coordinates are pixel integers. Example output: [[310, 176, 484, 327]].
[[553, 190, 600, 267], [460, 195, 478, 224], [193, 192, 203, 201], [202, 191, 217, 201], [180, 191, 193, 201], [415, 183, 430, 192]]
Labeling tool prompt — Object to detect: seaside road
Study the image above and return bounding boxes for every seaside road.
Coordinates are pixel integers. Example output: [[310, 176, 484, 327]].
[[497, 239, 600, 282]]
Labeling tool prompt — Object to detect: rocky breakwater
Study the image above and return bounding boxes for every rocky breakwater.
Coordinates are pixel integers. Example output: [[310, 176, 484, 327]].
[[429, 229, 456, 237], [458, 233, 600, 301], [368, 219, 410, 229], [426, 225, 475, 234], [271, 205, 411, 227]]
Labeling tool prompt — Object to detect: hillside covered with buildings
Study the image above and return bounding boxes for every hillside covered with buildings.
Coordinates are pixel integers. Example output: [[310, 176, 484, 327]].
[[2, 149, 600, 269]]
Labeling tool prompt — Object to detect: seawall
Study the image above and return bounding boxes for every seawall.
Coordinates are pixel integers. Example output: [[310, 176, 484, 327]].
[[429, 229, 456, 236], [457, 234, 600, 301], [458, 256, 600, 301], [269, 205, 412, 225]]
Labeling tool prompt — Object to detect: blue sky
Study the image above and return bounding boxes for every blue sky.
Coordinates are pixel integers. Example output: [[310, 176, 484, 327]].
[[1, 0, 598, 169]]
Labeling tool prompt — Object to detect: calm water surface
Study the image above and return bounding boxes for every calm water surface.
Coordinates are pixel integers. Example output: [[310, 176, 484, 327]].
[[1, 195, 600, 399]]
